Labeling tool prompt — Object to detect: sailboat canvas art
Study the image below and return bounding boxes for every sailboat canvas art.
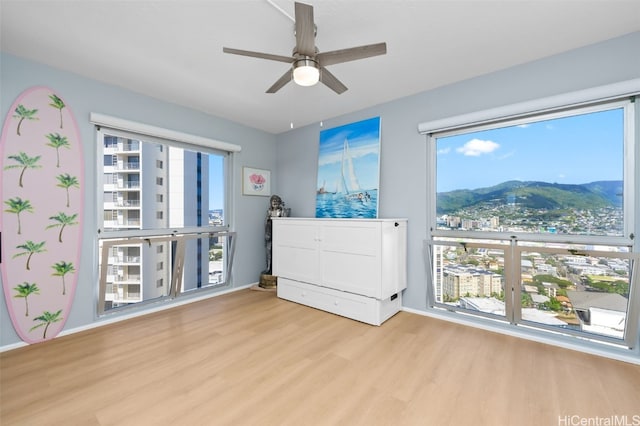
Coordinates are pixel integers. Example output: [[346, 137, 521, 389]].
[[316, 117, 381, 218]]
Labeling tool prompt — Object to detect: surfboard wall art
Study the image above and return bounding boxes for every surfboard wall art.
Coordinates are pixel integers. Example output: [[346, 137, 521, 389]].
[[1, 86, 84, 344]]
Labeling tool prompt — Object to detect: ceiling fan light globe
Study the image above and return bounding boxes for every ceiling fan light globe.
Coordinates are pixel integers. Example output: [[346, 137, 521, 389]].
[[293, 59, 320, 86]]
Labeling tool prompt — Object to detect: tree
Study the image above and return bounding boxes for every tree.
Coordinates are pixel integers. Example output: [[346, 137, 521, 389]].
[[543, 297, 563, 312], [52, 261, 75, 295], [4, 152, 42, 188], [4, 197, 34, 235], [46, 212, 78, 243], [13, 104, 38, 136], [491, 291, 505, 301], [45, 133, 70, 168], [533, 274, 572, 289], [48, 94, 65, 129], [56, 173, 80, 207], [13, 240, 47, 270], [13, 282, 40, 316], [30, 310, 63, 339]]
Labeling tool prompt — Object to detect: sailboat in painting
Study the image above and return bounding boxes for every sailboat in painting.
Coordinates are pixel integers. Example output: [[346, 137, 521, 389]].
[[340, 139, 371, 204]]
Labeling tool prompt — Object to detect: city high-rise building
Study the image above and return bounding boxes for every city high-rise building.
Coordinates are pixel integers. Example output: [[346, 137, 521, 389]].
[[102, 136, 209, 308]]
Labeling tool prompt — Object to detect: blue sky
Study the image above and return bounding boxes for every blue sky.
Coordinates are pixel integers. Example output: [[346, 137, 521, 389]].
[[317, 117, 381, 192], [208, 155, 224, 210], [436, 107, 624, 192]]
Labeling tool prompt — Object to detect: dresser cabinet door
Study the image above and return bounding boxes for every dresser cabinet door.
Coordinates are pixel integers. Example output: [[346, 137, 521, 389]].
[[272, 220, 320, 284], [320, 221, 382, 298]]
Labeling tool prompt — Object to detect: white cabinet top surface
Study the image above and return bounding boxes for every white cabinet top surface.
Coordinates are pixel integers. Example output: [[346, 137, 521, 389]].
[[271, 217, 407, 222]]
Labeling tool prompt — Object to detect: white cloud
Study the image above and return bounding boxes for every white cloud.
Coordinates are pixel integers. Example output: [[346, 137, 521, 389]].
[[456, 139, 500, 156], [437, 147, 451, 155]]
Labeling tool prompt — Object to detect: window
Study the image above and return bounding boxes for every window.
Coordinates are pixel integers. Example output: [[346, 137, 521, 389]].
[[94, 116, 239, 315], [425, 95, 639, 350], [103, 155, 114, 166], [103, 192, 116, 203], [103, 210, 116, 222], [104, 135, 118, 149], [103, 173, 115, 185], [435, 105, 626, 238]]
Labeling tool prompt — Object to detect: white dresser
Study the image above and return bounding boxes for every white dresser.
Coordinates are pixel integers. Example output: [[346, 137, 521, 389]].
[[272, 218, 407, 325]]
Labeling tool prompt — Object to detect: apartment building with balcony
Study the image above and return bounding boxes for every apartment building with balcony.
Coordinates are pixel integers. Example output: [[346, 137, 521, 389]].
[[442, 265, 503, 300], [102, 135, 171, 308]]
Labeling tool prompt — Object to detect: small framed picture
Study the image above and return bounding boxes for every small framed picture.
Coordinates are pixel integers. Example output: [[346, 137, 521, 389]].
[[242, 167, 271, 196]]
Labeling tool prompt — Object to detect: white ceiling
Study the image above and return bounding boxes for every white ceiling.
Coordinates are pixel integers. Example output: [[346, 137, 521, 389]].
[[2, 0, 639, 134]]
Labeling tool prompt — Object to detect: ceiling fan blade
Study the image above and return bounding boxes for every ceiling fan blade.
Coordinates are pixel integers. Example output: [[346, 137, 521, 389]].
[[316, 42, 387, 67], [266, 69, 293, 93], [223, 47, 293, 64], [295, 2, 315, 56], [319, 68, 347, 94]]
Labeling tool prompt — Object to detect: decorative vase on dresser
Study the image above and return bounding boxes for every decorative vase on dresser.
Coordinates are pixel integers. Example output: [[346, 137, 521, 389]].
[[272, 218, 407, 325]]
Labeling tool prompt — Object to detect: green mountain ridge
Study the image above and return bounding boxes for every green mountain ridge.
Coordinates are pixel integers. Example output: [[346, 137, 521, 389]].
[[437, 180, 622, 214]]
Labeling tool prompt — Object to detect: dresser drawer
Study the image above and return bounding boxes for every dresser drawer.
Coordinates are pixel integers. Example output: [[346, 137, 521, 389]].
[[277, 278, 402, 326]]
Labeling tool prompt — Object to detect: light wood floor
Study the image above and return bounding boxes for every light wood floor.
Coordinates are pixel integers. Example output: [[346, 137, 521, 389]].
[[1, 289, 639, 426]]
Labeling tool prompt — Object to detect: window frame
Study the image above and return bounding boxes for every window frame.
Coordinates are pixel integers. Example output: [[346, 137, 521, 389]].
[[421, 83, 640, 351], [428, 99, 635, 247], [93, 115, 240, 316]]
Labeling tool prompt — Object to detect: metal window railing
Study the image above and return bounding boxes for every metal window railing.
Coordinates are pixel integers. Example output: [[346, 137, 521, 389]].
[[428, 236, 639, 349], [98, 230, 236, 316]]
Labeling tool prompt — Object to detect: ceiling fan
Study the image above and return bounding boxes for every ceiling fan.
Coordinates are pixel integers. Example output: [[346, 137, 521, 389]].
[[223, 1, 387, 94]]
